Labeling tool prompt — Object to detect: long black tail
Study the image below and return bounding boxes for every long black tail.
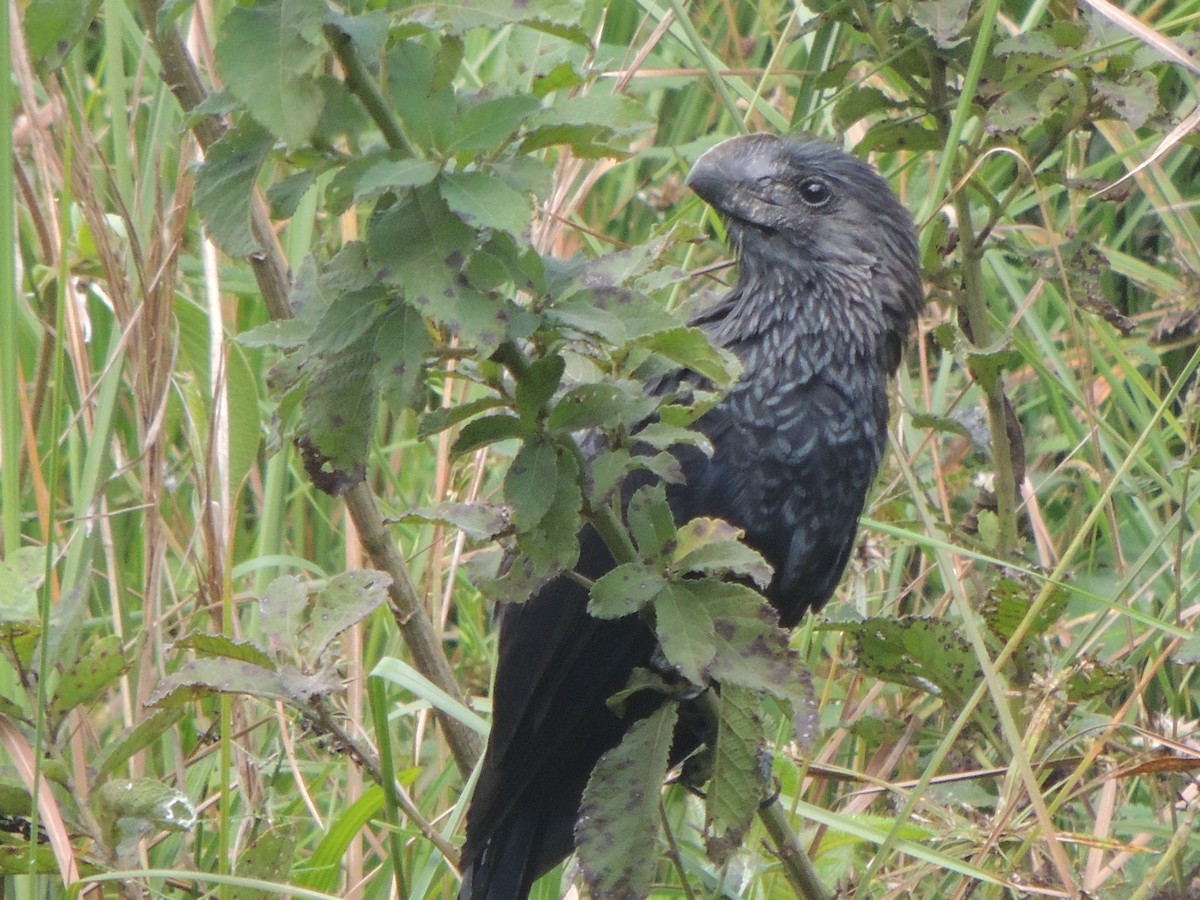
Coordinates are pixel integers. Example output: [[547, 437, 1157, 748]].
[[458, 812, 549, 900]]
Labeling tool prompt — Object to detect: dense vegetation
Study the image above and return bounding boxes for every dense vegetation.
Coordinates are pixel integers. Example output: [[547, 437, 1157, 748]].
[[3, 0, 1199, 897]]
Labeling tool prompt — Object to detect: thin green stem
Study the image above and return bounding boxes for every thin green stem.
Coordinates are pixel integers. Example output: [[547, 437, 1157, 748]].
[[0, 0, 19, 558]]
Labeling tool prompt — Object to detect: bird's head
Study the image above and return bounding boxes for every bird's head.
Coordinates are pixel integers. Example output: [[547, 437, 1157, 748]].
[[686, 133, 924, 369]]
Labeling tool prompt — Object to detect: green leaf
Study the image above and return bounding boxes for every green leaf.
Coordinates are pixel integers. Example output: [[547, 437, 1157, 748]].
[[654, 580, 812, 712], [645, 329, 733, 379], [225, 340, 264, 497], [375, 301, 434, 412], [1065, 656, 1125, 701], [298, 330, 378, 476], [233, 823, 298, 894], [433, 0, 591, 44], [529, 93, 651, 135], [258, 575, 308, 658], [386, 37, 457, 152], [451, 413, 526, 455], [672, 518, 773, 589], [23, 0, 102, 72], [858, 120, 944, 154], [514, 354, 566, 424], [576, 702, 678, 900], [93, 779, 196, 861], [451, 94, 542, 152], [368, 185, 512, 354], [911, 0, 972, 47], [193, 118, 275, 257], [505, 437, 562, 531], [420, 396, 509, 438], [706, 684, 766, 864], [171, 631, 275, 669], [0, 546, 45, 623], [626, 484, 677, 560], [147, 659, 339, 708], [440, 171, 532, 238], [547, 381, 657, 434], [306, 570, 391, 661], [395, 502, 510, 541], [92, 708, 188, 782], [47, 635, 130, 728], [981, 575, 1068, 645], [326, 153, 441, 215], [215, 0, 325, 148], [825, 617, 984, 717], [588, 563, 667, 619], [485, 444, 582, 600], [266, 169, 316, 219], [294, 787, 384, 893], [834, 87, 896, 131]]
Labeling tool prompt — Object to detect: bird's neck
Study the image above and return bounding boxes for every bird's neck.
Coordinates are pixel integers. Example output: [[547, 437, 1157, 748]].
[[705, 261, 893, 392]]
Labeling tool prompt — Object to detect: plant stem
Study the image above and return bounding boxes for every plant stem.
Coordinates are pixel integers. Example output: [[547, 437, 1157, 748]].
[[136, 0, 481, 774]]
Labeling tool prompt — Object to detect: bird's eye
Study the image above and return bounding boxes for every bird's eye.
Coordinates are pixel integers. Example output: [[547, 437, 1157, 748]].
[[798, 177, 832, 207]]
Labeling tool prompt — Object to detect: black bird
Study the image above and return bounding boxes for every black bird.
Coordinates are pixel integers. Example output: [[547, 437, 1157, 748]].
[[459, 134, 925, 900]]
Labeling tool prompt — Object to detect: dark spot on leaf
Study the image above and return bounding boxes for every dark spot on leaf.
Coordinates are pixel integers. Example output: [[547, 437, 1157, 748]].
[[713, 620, 736, 641], [445, 251, 464, 269]]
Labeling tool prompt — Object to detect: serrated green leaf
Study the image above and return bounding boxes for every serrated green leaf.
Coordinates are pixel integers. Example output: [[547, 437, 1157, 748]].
[[171, 631, 274, 669], [626, 484, 677, 560], [376, 301, 434, 412], [506, 437, 562, 531], [420, 396, 508, 438], [825, 617, 984, 717], [440, 171, 532, 238], [588, 563, 666, 619], [368, 185, 512, 354], [646, 323, 738, 383], [215, 0, 325, 148], [547, 381, 657, 434], [451, 94, 541, 152], [48, 635, 130, 727], [576, 702, 678, 900], [485, 445, 582, 600], [193, 118, 274, 257], [147, 659, 338, 708], [982, 575, 1068, 644], [706, 684, 766, 864], [298, 330, 378, 475], [655, 580, 813, 724], [306, 570, 390, 662], [1066, 656, 1125, 701], [672, 517, 773, 589], [433, 0, 591, 44], [911, 0, 971, 47], [326, 153, 441, 215], [395, 502, 510, 541], [514, 354, 566, 424], [266, 169, 316, 219], [259, 574, 308, 657], [451, 413, 526, 455], [386, 38, 456, 152]]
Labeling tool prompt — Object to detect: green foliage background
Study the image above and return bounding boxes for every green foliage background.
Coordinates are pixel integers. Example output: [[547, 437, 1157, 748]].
[[2, 0, 1199, 897]]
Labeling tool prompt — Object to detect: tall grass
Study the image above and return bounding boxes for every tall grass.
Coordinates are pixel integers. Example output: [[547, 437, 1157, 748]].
[[3, 0, 1199, 897]]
